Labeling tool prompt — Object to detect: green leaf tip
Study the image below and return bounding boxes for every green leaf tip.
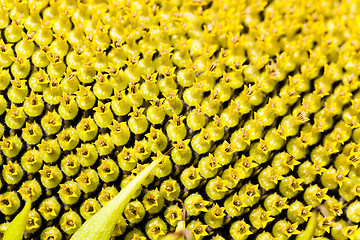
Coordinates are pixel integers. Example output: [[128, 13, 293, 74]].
[[296, 210, 319, 240], [3, 200, 31, 240], [70, 152, 169, 240]]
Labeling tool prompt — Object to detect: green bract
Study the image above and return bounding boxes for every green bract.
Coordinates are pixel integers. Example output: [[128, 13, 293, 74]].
[[3, 201, 31, 240], [70, 153, 167, 240]]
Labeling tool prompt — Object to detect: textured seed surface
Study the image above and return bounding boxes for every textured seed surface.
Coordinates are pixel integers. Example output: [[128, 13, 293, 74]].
[[0, 0, 360, 239]]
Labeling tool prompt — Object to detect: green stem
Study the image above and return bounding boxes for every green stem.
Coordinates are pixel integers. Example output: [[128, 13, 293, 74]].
[[70, 153, 167, 240], [161, 198, 191, 240], [296, 210, 319, 240]]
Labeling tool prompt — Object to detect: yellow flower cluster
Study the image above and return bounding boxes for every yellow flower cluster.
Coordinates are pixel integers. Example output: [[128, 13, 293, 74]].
[[0, 0, 360, 239]]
